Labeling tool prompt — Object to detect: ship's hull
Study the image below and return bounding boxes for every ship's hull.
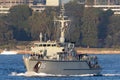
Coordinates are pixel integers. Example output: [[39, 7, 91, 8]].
[[23, 56, 101, 76]]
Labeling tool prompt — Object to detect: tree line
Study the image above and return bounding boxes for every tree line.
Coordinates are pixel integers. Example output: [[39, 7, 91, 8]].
[[0, 1, 120, 48]]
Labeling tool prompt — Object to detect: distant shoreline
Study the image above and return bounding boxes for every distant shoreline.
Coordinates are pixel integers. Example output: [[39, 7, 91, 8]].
[[0, 48, 120, 54], [76, 48, 120, 54]]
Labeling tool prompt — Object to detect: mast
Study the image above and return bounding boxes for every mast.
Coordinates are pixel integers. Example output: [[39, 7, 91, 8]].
[[39, 32, 43, 42], [54, 3, 70, 43]]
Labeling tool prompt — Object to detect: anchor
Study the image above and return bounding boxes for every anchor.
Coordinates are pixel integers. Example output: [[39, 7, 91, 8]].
[[34, 62, 41, 73]]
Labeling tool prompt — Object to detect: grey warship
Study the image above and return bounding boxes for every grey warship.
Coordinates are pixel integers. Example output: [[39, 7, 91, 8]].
[[23, 4, 101, 76]]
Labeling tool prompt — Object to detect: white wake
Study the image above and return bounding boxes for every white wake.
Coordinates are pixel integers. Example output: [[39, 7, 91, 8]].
[[10, 72, 66, 77], [103, 73, 120, 76], [9, 72, 120, 77], [9, 72, 97, 77]]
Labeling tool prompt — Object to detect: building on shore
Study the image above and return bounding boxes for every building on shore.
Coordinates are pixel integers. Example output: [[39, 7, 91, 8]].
[[85, 0, 120, 14], [0, 0, 27, 14], [0, 0, 60, 14], [74, 0, 120, 15], [29, 0, 60, 12]]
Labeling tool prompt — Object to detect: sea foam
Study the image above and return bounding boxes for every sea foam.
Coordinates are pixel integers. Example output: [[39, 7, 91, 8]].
[[10, 72, 101, 77]]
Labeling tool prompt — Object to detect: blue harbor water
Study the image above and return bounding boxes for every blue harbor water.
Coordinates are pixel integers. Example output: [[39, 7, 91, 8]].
[[0, 54, 120, 80]]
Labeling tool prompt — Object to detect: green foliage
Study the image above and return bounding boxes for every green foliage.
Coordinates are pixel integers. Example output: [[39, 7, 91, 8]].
[[6, 5, 33, 41], [28, 7, 58, 40], [0, 19, 13, 43], [8, 5, 32, 27], [65, 1, 84, 44], [81, 7, 102, 47], [105, 15, 120, 48], [98, 9, 113, 47]]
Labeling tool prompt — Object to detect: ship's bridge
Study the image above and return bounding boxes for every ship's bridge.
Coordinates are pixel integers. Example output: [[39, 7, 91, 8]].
[[31, 41, 64, 57], [31, 41, 75, 57]]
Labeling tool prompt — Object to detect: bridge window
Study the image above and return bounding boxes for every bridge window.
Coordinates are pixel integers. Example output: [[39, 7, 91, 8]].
[[52, 44, 56, 47], [39, 44, 42, 47], [47, 44, 50, 47], [35, 44, 39, 47], [43, 44, 46, 47]]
